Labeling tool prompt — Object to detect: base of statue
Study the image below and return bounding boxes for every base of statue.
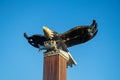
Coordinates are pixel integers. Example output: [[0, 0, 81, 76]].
[[43, 49, 77, 80]]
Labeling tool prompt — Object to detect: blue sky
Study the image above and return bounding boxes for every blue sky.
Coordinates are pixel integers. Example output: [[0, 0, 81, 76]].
[[0, 0, 120, 80]]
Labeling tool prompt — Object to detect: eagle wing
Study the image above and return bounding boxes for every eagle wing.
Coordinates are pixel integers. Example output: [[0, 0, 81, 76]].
[[60, 20, 98, 48], [24, 33, 47, 48]]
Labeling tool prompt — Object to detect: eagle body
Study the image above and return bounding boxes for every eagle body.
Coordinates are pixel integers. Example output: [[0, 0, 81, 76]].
[[24, 20, 98, 52]]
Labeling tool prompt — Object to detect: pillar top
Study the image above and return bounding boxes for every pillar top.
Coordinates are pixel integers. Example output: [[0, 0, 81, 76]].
[[44, 49, 77, 67]]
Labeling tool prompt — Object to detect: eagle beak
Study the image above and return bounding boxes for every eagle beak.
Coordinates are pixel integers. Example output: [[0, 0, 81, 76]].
[[43, 26, 53, 39]]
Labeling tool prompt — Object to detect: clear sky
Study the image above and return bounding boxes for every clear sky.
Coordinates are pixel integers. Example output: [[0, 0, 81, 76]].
[[0, 0, 120, 80]]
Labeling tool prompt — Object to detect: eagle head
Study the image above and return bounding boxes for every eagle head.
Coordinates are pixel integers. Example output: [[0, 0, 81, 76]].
[[43, 26, 55, 39]]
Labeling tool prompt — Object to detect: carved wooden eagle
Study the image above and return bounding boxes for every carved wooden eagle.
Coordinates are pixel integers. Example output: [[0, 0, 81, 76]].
[[24, 20, 98, 52]]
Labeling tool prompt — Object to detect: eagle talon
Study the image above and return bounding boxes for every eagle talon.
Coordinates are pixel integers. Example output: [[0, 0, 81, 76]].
[[54, 46, 58, 51]]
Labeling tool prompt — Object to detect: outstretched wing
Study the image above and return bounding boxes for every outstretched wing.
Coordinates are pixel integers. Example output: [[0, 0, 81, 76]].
[[60, 20, 98, 48], [24, 33, 47, 48]]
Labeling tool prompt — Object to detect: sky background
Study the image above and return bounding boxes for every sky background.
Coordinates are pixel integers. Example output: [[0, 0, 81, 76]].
[[0, 0, 120, 80]]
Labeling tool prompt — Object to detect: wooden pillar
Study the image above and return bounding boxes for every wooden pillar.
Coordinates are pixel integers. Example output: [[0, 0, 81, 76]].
[[43, 50, 77, 80], [43, 54, 67, 80]]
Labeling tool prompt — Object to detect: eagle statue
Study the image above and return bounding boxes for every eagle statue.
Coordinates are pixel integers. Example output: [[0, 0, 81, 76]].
[[24, 20, 98, 53], [24, 20, 98, 66]]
